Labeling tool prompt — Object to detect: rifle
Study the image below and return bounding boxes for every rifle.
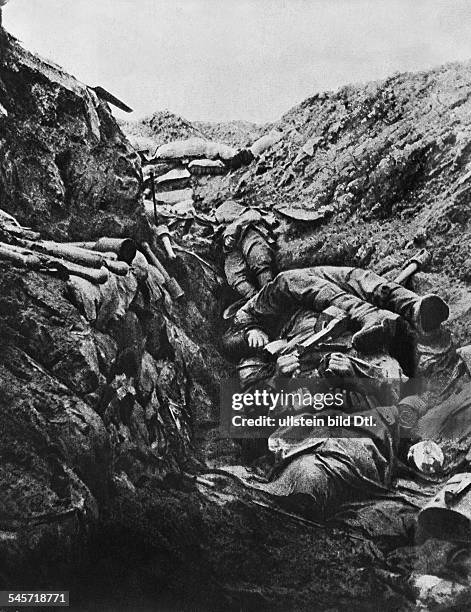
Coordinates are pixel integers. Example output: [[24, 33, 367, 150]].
[[17, 240, 129, 276], [0, 242, 109, 284], [264, 306, 349, 358], [141, 242, 184, 300], [394, 249, 430, 285], [66, 237, 137, 264]]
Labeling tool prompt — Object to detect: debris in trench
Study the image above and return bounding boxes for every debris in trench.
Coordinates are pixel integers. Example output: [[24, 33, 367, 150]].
[[395, 248, 431, 285], [148, 188, 194, 205], [0, 240, 111, 284], [66, 237, 137, 264], [410, 573, 471, 611], [274, 203, 334, 222], [407, 441, 445, 475], [0, 209, 41, 240], [418, 473, 471, 541], [141, 241, 184, 300]]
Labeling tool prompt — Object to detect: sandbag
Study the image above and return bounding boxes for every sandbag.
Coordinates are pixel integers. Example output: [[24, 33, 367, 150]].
[[127, 134, 157, 155], [155, 168, 191, 190], [249, 130, 283, 157], [188, 159, 226, 175], [154, 137, 237, 161], [155, 188, 193, 205], [214, 200, 247, 224]]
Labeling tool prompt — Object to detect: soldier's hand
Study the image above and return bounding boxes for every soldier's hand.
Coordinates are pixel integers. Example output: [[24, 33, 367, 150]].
[[408, 440, 444, 474], [276, 353, 300, 375], [246, 329, 269, 349], [325, 353, 355, 377]]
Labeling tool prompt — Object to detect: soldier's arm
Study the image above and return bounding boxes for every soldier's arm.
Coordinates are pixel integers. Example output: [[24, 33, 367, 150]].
[[224, 250, 257, 298]]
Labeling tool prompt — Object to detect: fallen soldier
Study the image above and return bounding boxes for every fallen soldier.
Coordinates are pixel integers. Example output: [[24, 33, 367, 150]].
[[219, 266, 449, 520], [227, 366, 433, 521], [222, 338, 441, 522], [225, 266, 449, 354], [214, 200, 278, 298]]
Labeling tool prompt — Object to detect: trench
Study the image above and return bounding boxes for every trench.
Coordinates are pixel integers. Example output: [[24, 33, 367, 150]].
[[1, 27, 471, 612]]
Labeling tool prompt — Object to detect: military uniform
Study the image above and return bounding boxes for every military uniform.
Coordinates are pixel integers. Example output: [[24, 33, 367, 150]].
[[235, 305, 405, 406], [214, 200, 278, 298], [236, 400, 420, 520], [225, 297, 427, 521], [221, 266, 448, 519], [232, 266, 448, 352]]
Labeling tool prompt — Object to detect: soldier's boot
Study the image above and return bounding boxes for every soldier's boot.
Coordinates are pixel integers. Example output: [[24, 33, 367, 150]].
[[411, 295, 449, 332], [386, 287, 449, 333], [314, 267, 449, 333], [351, 310, 399, 354]]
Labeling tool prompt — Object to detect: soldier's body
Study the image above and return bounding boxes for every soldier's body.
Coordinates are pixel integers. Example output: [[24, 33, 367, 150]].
[[220, 266, 449, 518], [214, 200, 278, 298], [226, 266, 449, 355]]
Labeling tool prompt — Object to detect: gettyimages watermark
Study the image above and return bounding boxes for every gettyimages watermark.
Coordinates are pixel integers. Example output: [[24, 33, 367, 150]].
[[220, 377, 429, 438]]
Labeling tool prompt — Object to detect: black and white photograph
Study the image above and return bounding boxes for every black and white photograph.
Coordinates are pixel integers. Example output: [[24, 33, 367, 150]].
[[1, 1, 471, 610]]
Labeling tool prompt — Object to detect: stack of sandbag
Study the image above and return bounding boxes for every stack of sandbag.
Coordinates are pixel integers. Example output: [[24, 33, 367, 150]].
[[140, 130, 284, 227], [153, 137, 237, 161]]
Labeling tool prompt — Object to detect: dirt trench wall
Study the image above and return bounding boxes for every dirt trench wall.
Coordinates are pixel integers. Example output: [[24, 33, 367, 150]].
[[0, 32, 141, 240], [0, 32, 233, 594], [0, 247, 230, 592]]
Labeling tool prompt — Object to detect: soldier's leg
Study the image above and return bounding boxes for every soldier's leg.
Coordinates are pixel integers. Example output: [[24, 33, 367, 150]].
[[236, 269, 399, 352], [261, 454, 358, 520], [310, 266, 448, 332], [240, 228, 276, 289], [224, 249, 257, 298]]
